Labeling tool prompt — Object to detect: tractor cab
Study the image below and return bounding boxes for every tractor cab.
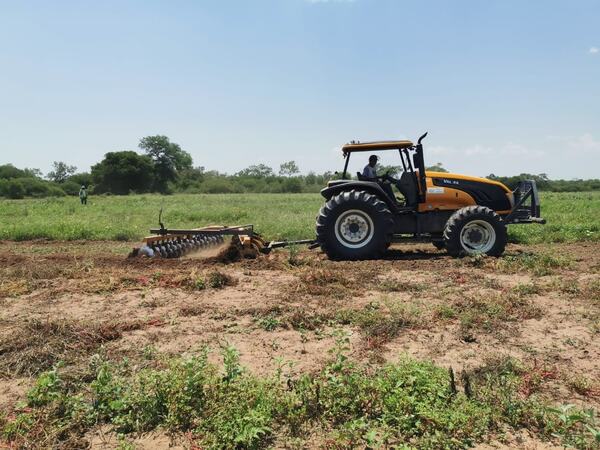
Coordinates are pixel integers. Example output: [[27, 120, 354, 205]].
[[330, 133, 429, 209]]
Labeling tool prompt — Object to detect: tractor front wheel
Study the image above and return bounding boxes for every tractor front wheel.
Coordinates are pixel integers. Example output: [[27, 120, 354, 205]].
[[316, 190, 393, 260], [443, 206, 507, 257]]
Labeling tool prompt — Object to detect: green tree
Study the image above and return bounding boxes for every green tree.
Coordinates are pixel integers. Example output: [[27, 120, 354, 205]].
[[236, 164, 274, 178], [47, 161, 77, 183], [426, 162, 449, 173], [68, 172, 92, 187], [278, 161, 300, 177], [139, 135, 193, 193], [91, 151, 155, 194], [376, 164, 403, 177], [0, 164, 41, 179]]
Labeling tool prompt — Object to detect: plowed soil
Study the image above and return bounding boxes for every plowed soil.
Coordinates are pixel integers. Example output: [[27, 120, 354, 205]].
[[1, 240, 599, 449]]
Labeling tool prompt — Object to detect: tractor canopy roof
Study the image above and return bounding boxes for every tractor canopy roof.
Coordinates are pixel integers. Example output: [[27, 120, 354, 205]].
[[342, 140, 414, 154]]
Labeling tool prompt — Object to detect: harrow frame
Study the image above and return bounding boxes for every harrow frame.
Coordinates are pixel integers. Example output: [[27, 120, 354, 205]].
[[134, 222, 316, 259]]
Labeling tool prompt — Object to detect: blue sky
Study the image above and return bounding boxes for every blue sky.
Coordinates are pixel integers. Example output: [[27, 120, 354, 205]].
[[1, 0, 598, 178]]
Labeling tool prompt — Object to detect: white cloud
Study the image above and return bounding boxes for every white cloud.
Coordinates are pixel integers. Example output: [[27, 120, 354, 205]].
[[427, 145, 452, 156], [570, 133, 600, 153], [464, 145, 493, 156], [590, 47, 599, 54], [546, 133, 600, 154], [501, 142, 545, 157]]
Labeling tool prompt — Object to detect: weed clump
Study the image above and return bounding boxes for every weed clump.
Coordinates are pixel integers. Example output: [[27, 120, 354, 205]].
[[512, 282, 541, 297], [207, 270, 235, 289], [585, 279, 600, 304], [257, 314, 282, 331], [0, 318, 145, 377], [378, 278, 426, 293], [453, 292, 542, 338], [193, 277, 206, 290], [0, 279, 30, 297], [289, 266, 362, 298], [496, 252, 570, 276], [339, 300, 423, 349]]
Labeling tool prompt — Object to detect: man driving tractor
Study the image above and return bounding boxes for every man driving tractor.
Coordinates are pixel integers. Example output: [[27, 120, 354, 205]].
[[362, 154, 396, 201]]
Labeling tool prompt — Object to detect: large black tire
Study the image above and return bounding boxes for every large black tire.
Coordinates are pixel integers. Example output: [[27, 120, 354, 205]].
[[316, 190, 394, 260], [432, 240, 445, 250], [443, 206, 507, 257]]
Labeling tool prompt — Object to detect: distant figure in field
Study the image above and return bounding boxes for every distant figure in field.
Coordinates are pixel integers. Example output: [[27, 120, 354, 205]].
[[79, 185, 88, 205]]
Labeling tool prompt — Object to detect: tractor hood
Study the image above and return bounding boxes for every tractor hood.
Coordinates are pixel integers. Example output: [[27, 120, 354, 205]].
[[425, 171, 511, 193]]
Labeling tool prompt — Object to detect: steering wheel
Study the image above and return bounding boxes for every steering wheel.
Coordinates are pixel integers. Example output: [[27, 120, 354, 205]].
[[378, 171, 397, 184]]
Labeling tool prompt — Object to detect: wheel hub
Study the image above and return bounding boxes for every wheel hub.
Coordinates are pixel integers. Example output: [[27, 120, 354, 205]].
[[466, 228, 483, 244], [334, 210, 375, 248], [459, 220, 496, 254]]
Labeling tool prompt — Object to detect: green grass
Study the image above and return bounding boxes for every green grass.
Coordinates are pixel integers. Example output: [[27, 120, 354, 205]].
[[0, 193, 323, 242], [509, 192, 600, 244], [0, 191, 598, 243]]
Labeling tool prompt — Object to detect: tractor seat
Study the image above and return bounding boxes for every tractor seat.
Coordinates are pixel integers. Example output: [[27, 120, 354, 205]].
[[396, 171, 419, 207]]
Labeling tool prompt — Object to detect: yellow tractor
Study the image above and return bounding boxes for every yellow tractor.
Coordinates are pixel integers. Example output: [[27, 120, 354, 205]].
[[316, 133, 545, 260]]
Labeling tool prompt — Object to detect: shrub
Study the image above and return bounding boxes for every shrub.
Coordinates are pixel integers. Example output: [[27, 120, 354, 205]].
[[61, 180, 81, 196], [0, 179, 25, 198], [0, 178, 66, 199], [198, 177, 237, 193]]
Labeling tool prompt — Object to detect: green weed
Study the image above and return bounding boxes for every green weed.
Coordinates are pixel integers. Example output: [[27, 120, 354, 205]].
[[257, 314, 282, 331], [585, 279, 600, 304], [194, 277, 206, 290], [341, 299, 423, 346], [207, 271, 235, 289], [454, 292, 542, 336], [3, 348, 600, 449], [512, 282, 541, 296], [378, 278, 427, 292], [496, 252, 571, 276]]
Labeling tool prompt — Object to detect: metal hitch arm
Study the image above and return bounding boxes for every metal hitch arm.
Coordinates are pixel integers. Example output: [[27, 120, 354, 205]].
[[505, 180, 546, 224]]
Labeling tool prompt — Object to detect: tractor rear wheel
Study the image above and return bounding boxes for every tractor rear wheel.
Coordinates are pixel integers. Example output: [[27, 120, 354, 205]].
[[432, 240, 445, 250], [316, 190, 394, 260], [443, 206, 507, 257]]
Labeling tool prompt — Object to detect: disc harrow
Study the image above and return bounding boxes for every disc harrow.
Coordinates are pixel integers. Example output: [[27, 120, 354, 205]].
[[129, 225, 264, 259], [129, 222, 317, 259]]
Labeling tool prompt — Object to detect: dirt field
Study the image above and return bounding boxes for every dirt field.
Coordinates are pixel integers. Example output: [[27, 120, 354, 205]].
[[1, 240, 599, 448]]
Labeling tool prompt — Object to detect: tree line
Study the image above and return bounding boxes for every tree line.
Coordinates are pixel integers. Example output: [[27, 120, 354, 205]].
[[1, 135, 598, 199]]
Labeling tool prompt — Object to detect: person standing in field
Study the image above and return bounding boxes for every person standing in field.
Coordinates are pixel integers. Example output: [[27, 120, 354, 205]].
[[79, 185, 88, 205]]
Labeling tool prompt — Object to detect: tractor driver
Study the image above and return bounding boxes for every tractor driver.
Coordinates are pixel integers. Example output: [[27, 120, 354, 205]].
[[363, 155, 396, 202]]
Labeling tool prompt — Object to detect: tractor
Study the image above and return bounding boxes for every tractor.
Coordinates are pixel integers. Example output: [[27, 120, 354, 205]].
[[315, 133, 545, 260]]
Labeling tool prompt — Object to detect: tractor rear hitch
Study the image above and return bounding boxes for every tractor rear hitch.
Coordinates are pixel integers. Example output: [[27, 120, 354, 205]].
[[505, 180, 545, 225]]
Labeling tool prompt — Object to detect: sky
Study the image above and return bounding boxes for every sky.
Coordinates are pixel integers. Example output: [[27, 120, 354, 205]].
[[0, 0, 599, 179]]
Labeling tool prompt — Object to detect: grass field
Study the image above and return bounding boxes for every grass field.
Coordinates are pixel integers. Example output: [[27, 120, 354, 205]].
[[0, 191, 598, 244]]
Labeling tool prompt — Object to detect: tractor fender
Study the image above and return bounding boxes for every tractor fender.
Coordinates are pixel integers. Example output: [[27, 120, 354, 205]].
[[320, 181, 399, 213]]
